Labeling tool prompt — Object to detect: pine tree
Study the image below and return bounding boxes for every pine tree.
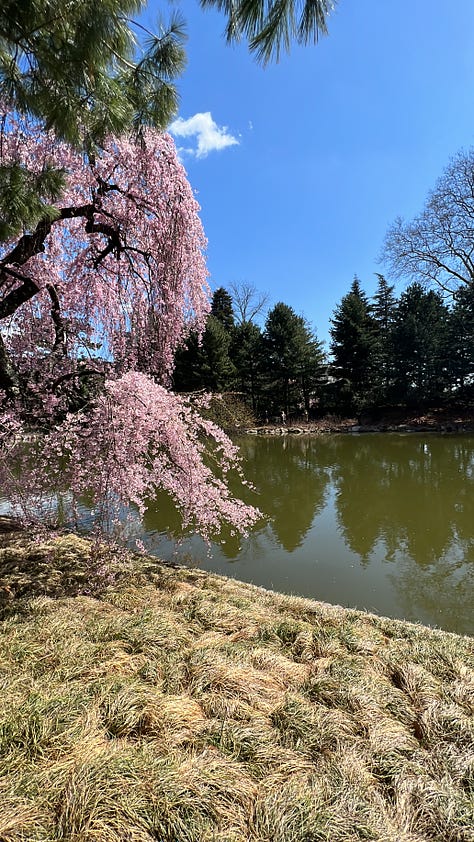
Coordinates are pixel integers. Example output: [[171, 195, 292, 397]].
[[263, 302, 325, 417], [0, 1, 187, 238], [174, 289, 236, 393], [198, 315, 236, 391], [201, 0, 335, 64], [391, 283, 450, 406], [210, 287, 235, 333], [370, 274, 397, 404], [446, 286, 474, 400], [230, 321, 264, 412], [329, 277, 377, 412]]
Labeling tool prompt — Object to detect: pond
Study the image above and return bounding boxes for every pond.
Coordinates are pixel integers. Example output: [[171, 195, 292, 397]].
[[139, 433, 474, 636]]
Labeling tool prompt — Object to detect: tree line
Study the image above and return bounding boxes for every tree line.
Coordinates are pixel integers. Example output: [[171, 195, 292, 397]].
[[173, 287, 326, 420], [174, 276, 474, 420]]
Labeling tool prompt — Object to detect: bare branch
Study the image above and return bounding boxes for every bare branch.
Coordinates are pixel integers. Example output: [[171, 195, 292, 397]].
[[229, 281, 269, 324], [382, 149, 474, 295]]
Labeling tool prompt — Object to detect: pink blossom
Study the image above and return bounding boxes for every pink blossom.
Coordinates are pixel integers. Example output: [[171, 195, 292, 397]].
[[0, 116, 261, 540]]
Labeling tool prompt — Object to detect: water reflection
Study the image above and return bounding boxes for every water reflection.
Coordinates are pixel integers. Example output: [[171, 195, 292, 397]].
[[142, 435, 330, 556], [235, 436, 329, 552], [4, 434, 471, 634], [386, 547, 473, 634], [142, 434, 473, 635], [327, 435, 474, 567]]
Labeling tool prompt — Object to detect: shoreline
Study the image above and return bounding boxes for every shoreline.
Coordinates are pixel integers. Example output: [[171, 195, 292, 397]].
[[0, 529, 471, 641], [244, 408, 474, 436]]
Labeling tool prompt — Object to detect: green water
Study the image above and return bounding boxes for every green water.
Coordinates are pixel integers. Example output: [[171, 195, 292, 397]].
[[141, 434, 474, 636]]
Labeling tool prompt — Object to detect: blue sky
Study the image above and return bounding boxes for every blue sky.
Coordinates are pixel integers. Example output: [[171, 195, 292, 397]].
[[144, 1, 474, 347]]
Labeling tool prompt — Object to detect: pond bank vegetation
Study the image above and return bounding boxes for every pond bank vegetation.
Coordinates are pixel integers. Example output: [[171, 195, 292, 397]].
[[245, 408, 474, 436], [0, 531, 472, 841]]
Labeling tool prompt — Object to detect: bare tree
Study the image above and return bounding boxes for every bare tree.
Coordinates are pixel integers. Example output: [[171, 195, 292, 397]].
[[382, 148, 474, 295], [229, 281, 269, 324]]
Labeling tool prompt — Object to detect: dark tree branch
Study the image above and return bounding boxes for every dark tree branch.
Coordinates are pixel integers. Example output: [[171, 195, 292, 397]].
[[0, 273, 40, 320], [0, 205, 93, 276], [0, 203, 95, 294], [49, 367, 105, 391], [46, 283, 67, 354], [0, 200, 124, 319]]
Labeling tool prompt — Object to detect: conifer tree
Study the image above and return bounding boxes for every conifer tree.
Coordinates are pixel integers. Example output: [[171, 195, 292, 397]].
[[447, 286, 474, 400], [370, 274, 397, 404], [329, 277, 377, 411], [201, 0, 335, 63], [0, 1, 187, 238], [230, 320, 264, 413], [174, 289, 236, 393], [391, 283, 450, 405], [263, 302, 325, 417], [211, 287, 235, 333]]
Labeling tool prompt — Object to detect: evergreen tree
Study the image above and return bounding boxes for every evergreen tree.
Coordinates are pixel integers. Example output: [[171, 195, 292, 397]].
[[391, 283, 450, 405], [173, 332, 203, 392], [230, 321, 264, 412], [211, 287, 235, 333], [174, 287, 237, 394], [329, 277, 377, 412], [299, 318, 327, 415], [202, 0, 335, 64], [370, 274, 397, 404], [173, 315, 236, 393], [199, 315, 236, 391], [0, 1, 187, 238], [446, 286, 474, 400], [263, 302, 325, 417]]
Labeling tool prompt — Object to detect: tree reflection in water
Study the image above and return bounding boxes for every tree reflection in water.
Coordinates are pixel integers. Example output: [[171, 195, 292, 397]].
[[137, 433, 474, 634], [238, 436, 329, 552], [329, 435, 474, 567], [325, 434, 474, 633]]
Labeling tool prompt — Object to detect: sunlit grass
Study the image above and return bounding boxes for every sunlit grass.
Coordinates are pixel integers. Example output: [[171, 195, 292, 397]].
[[0, 532, 473, 840]]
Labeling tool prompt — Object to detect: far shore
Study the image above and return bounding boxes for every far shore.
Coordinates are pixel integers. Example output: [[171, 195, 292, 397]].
[[243, 407, 474, 436]]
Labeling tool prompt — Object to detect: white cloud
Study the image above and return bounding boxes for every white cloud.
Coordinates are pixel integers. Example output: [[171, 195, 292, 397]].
[[169, 112, 239, 158]]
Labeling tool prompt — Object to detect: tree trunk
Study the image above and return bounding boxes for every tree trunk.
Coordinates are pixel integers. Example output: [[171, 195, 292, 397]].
[[0, 333, 19, 400]]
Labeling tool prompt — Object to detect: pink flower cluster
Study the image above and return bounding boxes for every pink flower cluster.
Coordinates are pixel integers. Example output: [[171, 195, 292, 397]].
[[0, 119, 261, 539]]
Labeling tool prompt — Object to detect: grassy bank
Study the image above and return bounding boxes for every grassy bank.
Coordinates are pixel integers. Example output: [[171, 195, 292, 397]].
[[0, 533, 473, 841]]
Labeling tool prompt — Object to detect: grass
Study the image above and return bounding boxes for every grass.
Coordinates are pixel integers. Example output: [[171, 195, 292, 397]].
[[0, 532, 472, 841]]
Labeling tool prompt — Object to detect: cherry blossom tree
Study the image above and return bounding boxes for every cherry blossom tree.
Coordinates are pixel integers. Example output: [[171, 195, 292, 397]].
[[0, 118, 260, 539]]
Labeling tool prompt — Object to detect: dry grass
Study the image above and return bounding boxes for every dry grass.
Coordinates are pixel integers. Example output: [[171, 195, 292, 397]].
[[0, 533, 473, 841]]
